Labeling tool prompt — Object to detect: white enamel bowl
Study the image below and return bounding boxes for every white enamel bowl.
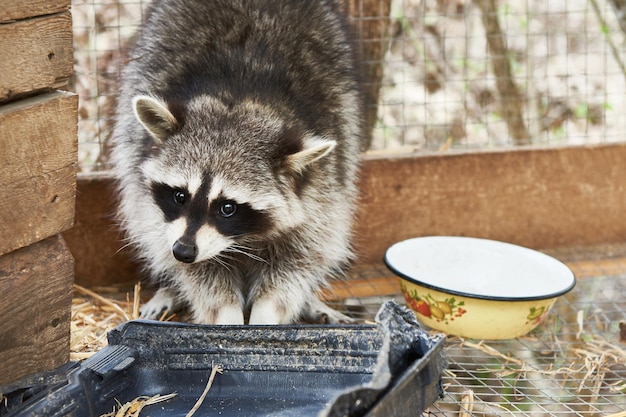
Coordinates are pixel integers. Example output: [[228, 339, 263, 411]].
[[384, 236, 576, 340]]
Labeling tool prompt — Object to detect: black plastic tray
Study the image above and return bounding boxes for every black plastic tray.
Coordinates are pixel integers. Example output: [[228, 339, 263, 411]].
[[0, 302, 446, 417]]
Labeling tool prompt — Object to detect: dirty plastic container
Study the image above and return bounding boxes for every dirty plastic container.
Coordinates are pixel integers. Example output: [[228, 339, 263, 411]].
[[0, 302, 446, 417]]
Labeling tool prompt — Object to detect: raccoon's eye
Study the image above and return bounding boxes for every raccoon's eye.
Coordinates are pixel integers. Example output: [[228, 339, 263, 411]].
[[219, 201, 237, 218], [173, 190, 187, 205]]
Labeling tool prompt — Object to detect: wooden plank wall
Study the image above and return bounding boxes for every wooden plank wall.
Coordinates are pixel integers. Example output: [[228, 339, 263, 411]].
[[0, 0, 76, 386], [65, 143, 626, 288]]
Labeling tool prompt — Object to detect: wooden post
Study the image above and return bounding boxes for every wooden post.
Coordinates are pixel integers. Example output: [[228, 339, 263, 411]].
[[346, 0, 393, 150], [0, 0, 76, 385]]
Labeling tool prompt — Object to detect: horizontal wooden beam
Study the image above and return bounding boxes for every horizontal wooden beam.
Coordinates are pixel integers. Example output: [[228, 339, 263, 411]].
[[0, 0, 70, 22], [355, 144, 626, 262], [65, 143, 626, 286], [0, 11, 73, 101]]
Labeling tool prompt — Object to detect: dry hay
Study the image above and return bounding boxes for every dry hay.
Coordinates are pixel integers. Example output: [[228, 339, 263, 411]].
[[452, 336, 626, 392], [70, 282, 179, 359], [71, 284, 138, 360], [72, 283, 191, 359], [458, 389, 475, 417], [99, 393, 178, 417], [96, 365, 223, 417]]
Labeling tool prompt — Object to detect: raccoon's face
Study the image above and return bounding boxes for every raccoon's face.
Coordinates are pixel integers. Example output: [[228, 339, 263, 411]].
[[145, 176, 273, 263], [134, 95, 335, 264]]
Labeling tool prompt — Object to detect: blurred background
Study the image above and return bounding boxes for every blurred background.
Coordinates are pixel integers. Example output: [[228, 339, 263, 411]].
[[70, 0, 626, 172]]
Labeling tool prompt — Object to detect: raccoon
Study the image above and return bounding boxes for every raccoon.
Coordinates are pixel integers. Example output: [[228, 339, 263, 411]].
[[109, 0, 365, 324]]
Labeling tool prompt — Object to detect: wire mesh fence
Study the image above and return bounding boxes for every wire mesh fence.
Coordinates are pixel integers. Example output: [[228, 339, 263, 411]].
[[374, 0, 626, 153], [71, 0, 147, 172], [71, 0, 626, 171]]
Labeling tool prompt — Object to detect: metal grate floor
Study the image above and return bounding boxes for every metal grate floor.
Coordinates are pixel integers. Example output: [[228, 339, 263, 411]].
[[328, 245, 626, 416]]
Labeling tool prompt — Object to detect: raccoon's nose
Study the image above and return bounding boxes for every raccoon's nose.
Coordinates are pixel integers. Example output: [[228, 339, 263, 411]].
[[172, 240, 197, 263]]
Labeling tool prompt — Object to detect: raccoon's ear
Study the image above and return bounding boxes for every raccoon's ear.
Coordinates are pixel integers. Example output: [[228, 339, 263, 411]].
[[132, 95, 179, 144], [286, 137, 336, 173]]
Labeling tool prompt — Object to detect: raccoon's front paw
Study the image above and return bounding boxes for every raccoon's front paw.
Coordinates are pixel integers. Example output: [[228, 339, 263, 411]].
[[140, 287, 180, 320], [248, 297, 292, 324], [192, 304, 245, 325], [303, 298, 355, 324]]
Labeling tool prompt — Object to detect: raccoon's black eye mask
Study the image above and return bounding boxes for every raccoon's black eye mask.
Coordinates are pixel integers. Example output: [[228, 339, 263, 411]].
[[149, 181, 273, 237], [149, 182, 188, 222]]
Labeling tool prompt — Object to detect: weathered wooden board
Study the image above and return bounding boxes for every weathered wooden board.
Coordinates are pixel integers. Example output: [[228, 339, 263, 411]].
[[0, 11, 73, 102], [0, 91, 78, 185], [0, 91, 78, 256], [0, 166, 77, 257], [66, 143, 626, 286], [0, 235, 73, 386], [355, 144, 626, 262], [0, 0, 69, 22]]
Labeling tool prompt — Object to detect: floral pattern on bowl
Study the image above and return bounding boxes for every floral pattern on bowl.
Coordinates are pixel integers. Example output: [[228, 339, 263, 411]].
[[401, 282, 467, 325], [398, 278, 560, 339], [525, 305, 548, 325]]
